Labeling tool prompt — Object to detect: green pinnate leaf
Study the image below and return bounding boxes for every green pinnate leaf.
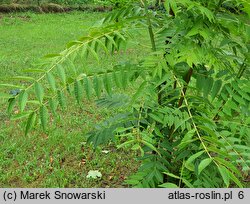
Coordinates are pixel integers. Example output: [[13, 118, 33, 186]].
[[40, 105, 48, 131], [148, 113, 164, 124], [131, 81, 147, 103], [228, 171, 243, 188], [164, 0, 178, 16], [57, 90, 66, 109], [196, 75, 205, 92], [214, 157, 241, 177], [105, 34, 118, 50], [83, 76, 92, 100], [185, 150, 205, 171], [218, 165, 230, 187], [46, 72, 56, 92], [117, 140, 135, 149], [25, 112, 36, 136], [141, 140, 160, 155], [87, 45, 99, 63], [233, 94, 245, 105], [9, 76, 35, 81], [178, 129, 196, 150], [49, 98, 58, 117], [211, 79, 222, 101], [7, 98, 16, 115], [57, 65, 66, 85], [96, 39, 109, 54], [93, 75, 102, 98], [34, 82, 44, 104], [163, 172, 180, 179], [74, 80, 83, 104], [198, 158, 213, 175], [121, 70, 128, 90], [203, 77, 214, 98], [0, 84, 23, 89], [18, 91, 28, 112], [11, 111, 31, 120], [113, 71, 122, 88], [103, 73, 112, 95], [226, 100, 238, 112]]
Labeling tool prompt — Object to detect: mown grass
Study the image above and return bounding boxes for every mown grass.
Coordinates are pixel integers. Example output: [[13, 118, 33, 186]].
[[0, 12, 144, 187]]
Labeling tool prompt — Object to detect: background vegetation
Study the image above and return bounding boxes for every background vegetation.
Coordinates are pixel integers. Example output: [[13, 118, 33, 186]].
[[0, 0, 91, 5], [0, 0, 120, 6]]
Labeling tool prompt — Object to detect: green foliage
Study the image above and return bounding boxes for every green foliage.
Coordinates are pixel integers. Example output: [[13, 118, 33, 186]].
[[1, 0, 249, 188], [0, 0, 91, 6], [93, 0, 136, 8]]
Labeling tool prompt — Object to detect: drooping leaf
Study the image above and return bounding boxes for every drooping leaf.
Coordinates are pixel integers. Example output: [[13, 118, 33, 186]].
[[121, 70, 128, 90], [66, 41, 83, 48], [103, 73, 112, 95], [57, 90, 66, 109], [113, 71, 122, 88], [214, 157, 241, 177], [130, 81, 147, 103], [18, 91, 28, 112], [117, 140, 134, 149], [93, 75, 102, 98], [178, 129, 196, 150], [83, 76, 92, 100], [198, 158, 213, 175], [49, 98, 58, 117], [57, 65, 66, 85], [25, 112, 36, 136], [8, 76, 36, 81], [218, 165, 230, 187], [87, 45, 99, 63], [11, 111, 31, 120], [203, 77, 214, 98], [211, 79, 222, 100], [46, 72, 57, 92], [141, 140, 160, 155], [233, 94, 245, 105], [96, 39, 109, 54], [7, 98, 15, 114], [74, 80, 83, 104], [0, 84, 23, 89], [198, 125, 217, 138], [228, 171, 243, 188], [39, 105, 48, 131], [148, 113, 164, 124], [196, 75, 205, 92], [164, 0, 178, 16], [185, 150, 205, 171], [34, 82, 44, 104]]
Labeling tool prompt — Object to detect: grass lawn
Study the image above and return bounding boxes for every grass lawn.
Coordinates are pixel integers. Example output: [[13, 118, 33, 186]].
[[0, 11, 143, 187]]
